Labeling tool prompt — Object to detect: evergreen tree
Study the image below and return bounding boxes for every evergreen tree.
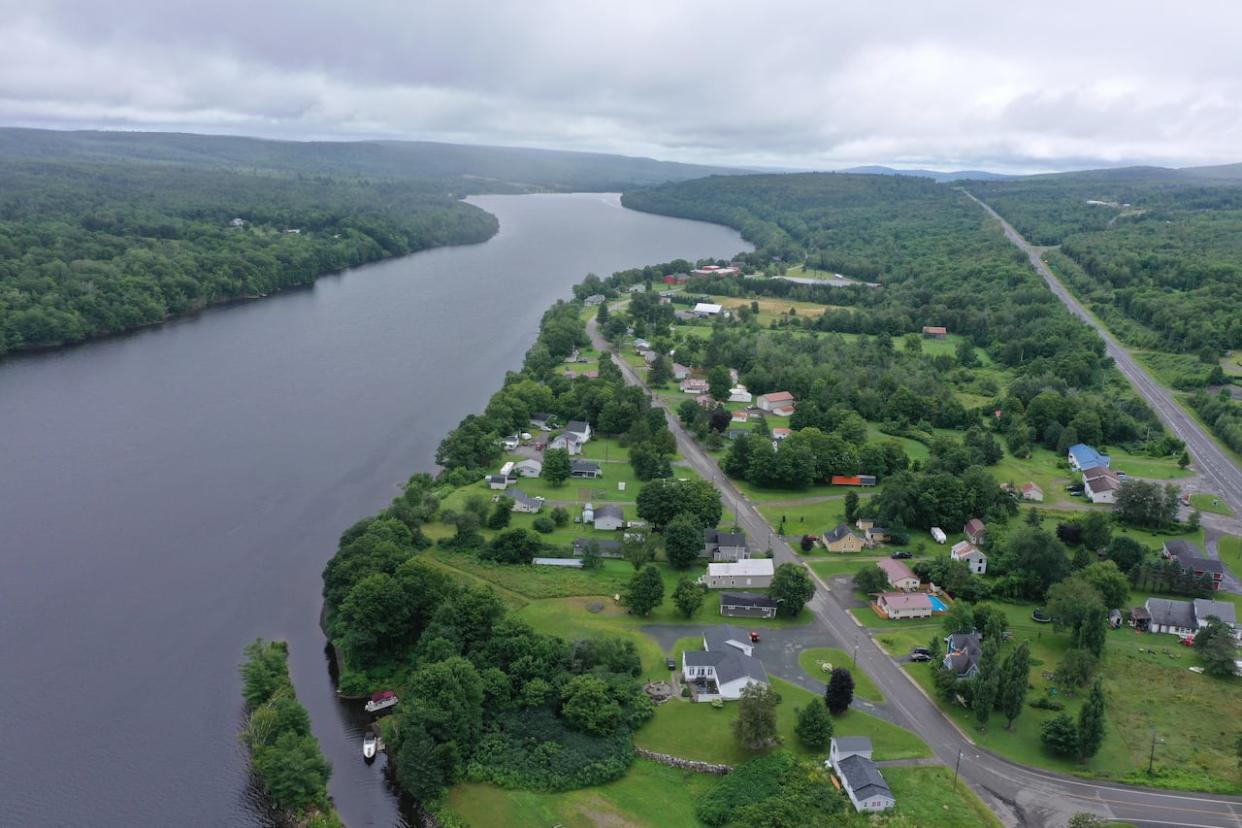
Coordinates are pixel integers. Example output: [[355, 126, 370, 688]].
[[844, 491, 860, 524], [1075, 605, 1108, 657], [825, 667, 855, 714], [1076, 679, 1106, 761], [795, 701, 834, 749], [972, 638, 1000, 730], [999, 641, 1031, 729], [649, 354, 672, 386], [596, 302, 609, 323]]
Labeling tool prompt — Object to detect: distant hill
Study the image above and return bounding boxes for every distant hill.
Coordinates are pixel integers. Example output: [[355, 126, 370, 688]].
[[838, 165, 1014, 183], [0, 128, 742, 192]]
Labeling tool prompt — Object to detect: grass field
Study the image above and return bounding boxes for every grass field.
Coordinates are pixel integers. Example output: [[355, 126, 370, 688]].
[[897, 593, 1242, 793], [634, 677, 929, 765], [882, 766, 1004, 828], [447, 758, 717, 828], [797, 647, 883, 702], [1190, 492, 1233, 516], [1220, 536, 1242, 576]]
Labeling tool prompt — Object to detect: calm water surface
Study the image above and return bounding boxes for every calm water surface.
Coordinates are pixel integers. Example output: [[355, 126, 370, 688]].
[[0, 193, 748, 827]]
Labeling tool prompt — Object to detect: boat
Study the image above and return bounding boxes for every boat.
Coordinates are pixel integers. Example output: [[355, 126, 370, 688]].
[[362, 732, 378, 760], [364, 690, 398, 713]]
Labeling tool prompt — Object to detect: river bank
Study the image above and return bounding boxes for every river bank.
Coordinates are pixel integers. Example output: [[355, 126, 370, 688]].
[[0, 193, 748, 827]]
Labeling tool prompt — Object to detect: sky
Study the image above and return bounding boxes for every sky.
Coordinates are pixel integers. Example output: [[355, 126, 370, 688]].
[[2, 1, 1241, 173]]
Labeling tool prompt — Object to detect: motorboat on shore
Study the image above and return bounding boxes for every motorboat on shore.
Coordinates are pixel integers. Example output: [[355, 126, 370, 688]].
[[364, 690, 398, 713], [362, 732, 378, 760]]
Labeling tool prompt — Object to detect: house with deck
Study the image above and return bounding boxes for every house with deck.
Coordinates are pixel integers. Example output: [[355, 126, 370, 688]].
[[719, 592, 779, 619], [681, 625, 769, 701]]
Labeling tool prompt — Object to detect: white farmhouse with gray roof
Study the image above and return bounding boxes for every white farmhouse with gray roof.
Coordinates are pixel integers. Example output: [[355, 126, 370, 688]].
[[681, 625, 769, 701], [593, 504, 625, 531], [827, 737, 895, 812]]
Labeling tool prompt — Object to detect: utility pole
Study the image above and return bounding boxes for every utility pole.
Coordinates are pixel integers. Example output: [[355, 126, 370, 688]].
[[1148, 730, 1158, 775], [952, 748, 962, 791], [852, 639, 859, 669]]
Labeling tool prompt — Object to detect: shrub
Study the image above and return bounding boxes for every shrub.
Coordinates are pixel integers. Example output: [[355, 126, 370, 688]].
[[467, 708, 633, 791], [1029, 696, 1064, 711], [532, 516, 556, 534]]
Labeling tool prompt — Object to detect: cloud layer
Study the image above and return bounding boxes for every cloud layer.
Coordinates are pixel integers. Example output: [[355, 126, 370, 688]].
[[2, 1, 1240, 171]]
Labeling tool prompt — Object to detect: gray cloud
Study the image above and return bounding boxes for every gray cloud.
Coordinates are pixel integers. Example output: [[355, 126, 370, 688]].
[[2, 0, 1241, 171]]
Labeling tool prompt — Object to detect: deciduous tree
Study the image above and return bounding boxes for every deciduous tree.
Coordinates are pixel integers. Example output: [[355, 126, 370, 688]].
[[625, 565, 664, 616]]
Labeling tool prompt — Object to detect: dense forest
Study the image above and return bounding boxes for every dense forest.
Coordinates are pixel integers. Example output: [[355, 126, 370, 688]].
[[969, 172, 1242, 358], [0, 128, 740, 355]]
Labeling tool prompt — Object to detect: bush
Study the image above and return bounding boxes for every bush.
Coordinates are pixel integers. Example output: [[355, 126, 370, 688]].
[[1029, 696, 1064, 711], [696, 751, 841, 828], [532, 516, 556, 534], [466, 708, 633, 791]]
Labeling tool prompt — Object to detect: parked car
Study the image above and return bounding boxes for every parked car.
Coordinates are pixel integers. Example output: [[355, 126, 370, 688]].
[[911, 646, 931, 656], [890, 550, 913, 559], [909, 652, 932, 662]]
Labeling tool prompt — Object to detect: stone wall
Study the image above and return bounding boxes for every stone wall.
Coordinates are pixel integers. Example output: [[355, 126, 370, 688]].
[[634, 747, 732, 775]]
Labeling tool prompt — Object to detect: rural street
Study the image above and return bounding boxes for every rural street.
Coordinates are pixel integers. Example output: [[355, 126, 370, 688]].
[[589, 314, 1242, 827], [965, 191, 1242, 519]]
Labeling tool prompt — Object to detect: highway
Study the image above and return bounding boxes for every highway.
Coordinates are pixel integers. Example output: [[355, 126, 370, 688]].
[[589, 314, 1242, 827], [964, 191, 1242, 515]]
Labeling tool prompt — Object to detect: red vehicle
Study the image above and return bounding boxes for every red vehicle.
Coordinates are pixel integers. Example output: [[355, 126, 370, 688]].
[[749, 632, 761, 644]]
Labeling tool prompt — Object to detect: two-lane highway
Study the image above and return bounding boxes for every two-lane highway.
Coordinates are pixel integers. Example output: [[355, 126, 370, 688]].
[[965, 191, 1242, 514], [589, 313, 1242, 827]]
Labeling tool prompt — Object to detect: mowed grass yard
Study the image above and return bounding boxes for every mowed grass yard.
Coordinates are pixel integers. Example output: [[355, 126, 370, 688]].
[[1191, 492, 1233, 516], [634, 677, 929, 765], [899, 596, 1242, 792], [797, 647, 884, 702], [447, 758, 716, 828]]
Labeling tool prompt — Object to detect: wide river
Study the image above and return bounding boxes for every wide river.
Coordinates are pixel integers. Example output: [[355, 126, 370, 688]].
[[0, 193, 748, 827]]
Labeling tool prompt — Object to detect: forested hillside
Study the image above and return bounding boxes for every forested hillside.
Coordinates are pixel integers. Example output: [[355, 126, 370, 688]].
[[969, 172, 1242, 359], [0, 129, 741, 355]]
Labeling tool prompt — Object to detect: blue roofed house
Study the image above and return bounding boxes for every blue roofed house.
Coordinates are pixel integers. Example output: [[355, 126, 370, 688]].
[[1068, 443, 1111, 472]]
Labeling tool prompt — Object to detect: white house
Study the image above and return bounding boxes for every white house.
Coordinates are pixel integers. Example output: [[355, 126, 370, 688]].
[[593, 504, 625, 531], [564, 420, 592, 444], [828, 737, 895, 813], [876, 558, 919, 591], [1083, 467, 1122, 504], [876, 592, 933, 620], [501, 434, 520, 451], [510, 490, 544, 513], [1145, 597, 1238, 639], [681, 625, 769, 701], [693, 302, 723, 317], [549, 433, 584, 455], [703, 528, 749, 562], [703, 558, 774, 589], [728, 385, 753, 403], [950, 541, 988, 574], [514, 459, 542, 478], [487, 475, 509, 490], [672, 363, 691, 381]]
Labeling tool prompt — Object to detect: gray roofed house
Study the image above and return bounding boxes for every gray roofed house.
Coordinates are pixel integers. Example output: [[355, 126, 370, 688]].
[[1193, 598, 1237, 629], [1145, 597, 1197, 635], [487, 474, 509, 490], [593, 503, 625, 531], [943, 631, 982, 678], [570, 459, 602, 478], [1164, 540, 1225, 590], [703, 527, 749, 562], [564, 420, 592, 443], [828, 738, 894, 813], [719, 592, 778, 619], [682, 624, 769, 700], [572, 537, 623, 558], [529, 412, 554, 430], [509, 489, 544, 513]]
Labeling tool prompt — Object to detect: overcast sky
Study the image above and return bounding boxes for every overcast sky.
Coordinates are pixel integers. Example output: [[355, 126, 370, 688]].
[[2, 1, 1240, 173]]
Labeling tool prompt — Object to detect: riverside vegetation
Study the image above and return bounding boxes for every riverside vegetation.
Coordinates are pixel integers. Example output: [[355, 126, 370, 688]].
[[239, 640, 342, 828]]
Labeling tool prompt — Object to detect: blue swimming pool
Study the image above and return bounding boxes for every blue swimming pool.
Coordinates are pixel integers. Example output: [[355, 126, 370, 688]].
[[928, 595, 949, 612]]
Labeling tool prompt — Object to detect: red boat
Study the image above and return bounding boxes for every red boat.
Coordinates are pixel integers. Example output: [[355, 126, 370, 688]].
[[364, 690, 399, 713]]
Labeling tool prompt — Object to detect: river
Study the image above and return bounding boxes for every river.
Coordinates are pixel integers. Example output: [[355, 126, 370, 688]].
[[0, 193, 748, 827]]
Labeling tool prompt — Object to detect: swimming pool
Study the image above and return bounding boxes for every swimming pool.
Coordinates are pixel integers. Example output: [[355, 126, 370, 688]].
[[928, 594, 949, 612]]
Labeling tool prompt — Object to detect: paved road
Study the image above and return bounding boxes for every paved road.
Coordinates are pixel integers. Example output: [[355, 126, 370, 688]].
[[964, 191, 1242, 522], [589, 314, 1242, 827]]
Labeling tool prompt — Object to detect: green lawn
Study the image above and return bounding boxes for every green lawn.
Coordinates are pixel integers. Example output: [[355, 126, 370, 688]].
[[865, 427, 931, 462], [797, 647, 883, 702], [446, 758, 718, 828], [882, 766, 1004, 828], [578, 437, 631, 462], [1106, 444, 1192, 480], [1190, 492, 1233, 516], [1220, 535, 1242, 576], [733, 478, 858, 503], [757, 498, 855, 537], [899, 594, 1242, 793], [634, 677, 929, 765]]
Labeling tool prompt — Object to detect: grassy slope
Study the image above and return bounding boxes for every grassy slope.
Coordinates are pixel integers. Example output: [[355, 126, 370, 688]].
[[797, 647, 884, 702], [633, 677, 929, 764]]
